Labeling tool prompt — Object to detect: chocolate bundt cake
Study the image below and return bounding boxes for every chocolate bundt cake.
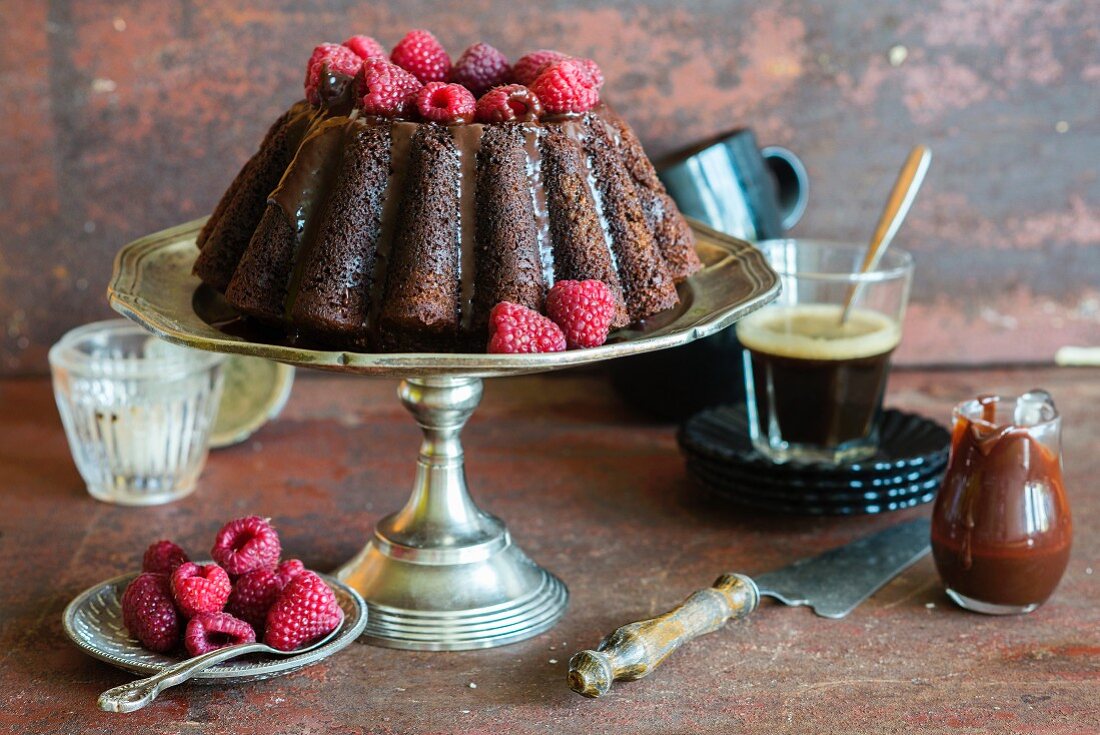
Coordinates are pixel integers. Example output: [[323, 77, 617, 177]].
[[194, 32, 700, 353]]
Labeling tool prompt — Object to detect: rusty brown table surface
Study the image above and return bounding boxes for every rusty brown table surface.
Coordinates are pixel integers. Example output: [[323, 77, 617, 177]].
[[1, 368, 1097, 734]]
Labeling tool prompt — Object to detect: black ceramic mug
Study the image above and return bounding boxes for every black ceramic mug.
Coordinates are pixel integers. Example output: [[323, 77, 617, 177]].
[[658, 128, 807, 243], [610, 129, 808, 421]]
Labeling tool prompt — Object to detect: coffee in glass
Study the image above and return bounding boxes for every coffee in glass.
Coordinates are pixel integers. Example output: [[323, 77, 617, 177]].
[[736, 240, 912, 464]]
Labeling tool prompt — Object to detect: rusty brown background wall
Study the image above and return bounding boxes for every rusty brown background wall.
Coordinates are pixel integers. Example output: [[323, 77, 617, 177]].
[[1, 0, 1097, 374]]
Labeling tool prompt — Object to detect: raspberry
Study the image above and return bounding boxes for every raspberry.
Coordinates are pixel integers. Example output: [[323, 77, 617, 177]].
[[391, 29, 451, 84], [450, 42, 511, 97], [343, 34, 386, 60], [121, 573, 181, 653], [546, 279, 616, 349], [226, 566, 281, 632], [573, 58, 604, 88], [415, 82, 476, 123], [184, 611, 256, 657], [514, 50, 603, 90], [211, 516, 281, 577], [475, 84, 543, 123], [530, 59, 601, 114], [513, 49, 566, 85], [487, 302, 567, 354], [141, 540, 189, 575], [264, 571, 343, 652], [226, 559, 307, 631], [276, 559, 306, 587], [357, 58, 422, 117], [170, 562, 232, 618], [304, 43, 364, 105]]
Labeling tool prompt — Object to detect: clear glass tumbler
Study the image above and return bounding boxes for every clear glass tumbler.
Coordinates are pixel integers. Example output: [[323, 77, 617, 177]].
[[735, 239, 913, 464], [49, 320, 226, 505]]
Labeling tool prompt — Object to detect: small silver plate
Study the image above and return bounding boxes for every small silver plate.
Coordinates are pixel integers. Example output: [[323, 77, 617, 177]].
[[63, 571, 367, 682]]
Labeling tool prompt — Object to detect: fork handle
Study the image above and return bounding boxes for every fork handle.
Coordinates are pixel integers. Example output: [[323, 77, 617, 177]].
[[98, 642, 269, 712]]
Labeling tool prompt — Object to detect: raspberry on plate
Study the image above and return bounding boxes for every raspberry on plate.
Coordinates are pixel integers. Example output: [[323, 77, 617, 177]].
[[121, 573, 181, 653], [391, 29, 451, 84], [358, 58, 422, 117], [416, 82, 476, 124], [264, 571, 343, 652], [304, 43, 364, 105], [512, 49, 567, 86], [450, 42, 511, 97], [546, 279, 617, 349], [211, 516, 282, 576], [226, 559, 308, 632], [171, 562, 232, 618], [487, 302, 567, 354], [530, 58, 601, 114], [275, 559, 306, 587], [475, 84, 543, 123], [184, 611, 256, 656], [343, 34, 386, 60], [142, 540, 189, 576], [226, 567, 282, 632]]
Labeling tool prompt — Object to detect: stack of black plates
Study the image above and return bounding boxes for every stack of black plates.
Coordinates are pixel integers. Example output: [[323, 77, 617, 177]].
[[678, 405, 951, 516]]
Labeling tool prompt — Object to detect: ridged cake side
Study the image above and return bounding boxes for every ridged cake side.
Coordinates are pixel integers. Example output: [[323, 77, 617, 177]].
[[471, 124, 547, 332], [601, 110, 701, 281], [194, 102, 317, 291], [195, 105, 699, 352], [376, 124, 465, 351], [288, 121, 393, 348]]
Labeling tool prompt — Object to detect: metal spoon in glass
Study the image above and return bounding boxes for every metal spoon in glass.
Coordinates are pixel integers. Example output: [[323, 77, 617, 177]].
[[839, 145, 932, 325], [97, 619, 343, 713]]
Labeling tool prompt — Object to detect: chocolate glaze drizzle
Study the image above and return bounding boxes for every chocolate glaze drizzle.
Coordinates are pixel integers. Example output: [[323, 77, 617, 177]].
[[449, 124, 483, 332], [269, 117, 348, 238], [522, 127, 555, 289], [316, 68, 357, 115]]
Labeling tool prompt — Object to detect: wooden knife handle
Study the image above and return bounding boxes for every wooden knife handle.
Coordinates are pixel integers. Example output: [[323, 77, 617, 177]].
[[567, 573, 759, 698]]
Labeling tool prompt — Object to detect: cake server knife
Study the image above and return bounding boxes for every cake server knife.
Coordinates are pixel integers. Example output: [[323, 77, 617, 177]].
[[567, 518, 930, 698]]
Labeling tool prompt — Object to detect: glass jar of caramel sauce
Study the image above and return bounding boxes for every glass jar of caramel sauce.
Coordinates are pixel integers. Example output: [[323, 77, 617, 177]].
[[931, 391, 1072, 614]]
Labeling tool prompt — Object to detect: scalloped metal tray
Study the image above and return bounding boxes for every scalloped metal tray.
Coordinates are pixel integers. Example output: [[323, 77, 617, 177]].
[[63, 570, 366, 682], [108, 218, 779, 378]]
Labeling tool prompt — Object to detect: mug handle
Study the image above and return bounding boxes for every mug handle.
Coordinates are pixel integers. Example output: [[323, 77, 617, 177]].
[[761, 146, 809, 231]]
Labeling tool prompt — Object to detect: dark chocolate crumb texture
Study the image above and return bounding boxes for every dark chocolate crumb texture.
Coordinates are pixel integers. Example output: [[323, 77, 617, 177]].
[[194, 31, 700, 353]]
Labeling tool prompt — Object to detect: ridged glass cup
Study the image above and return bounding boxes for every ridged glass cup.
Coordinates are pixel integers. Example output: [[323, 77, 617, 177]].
[[49, 320, 226, 505], [736, 240, 913, 465]]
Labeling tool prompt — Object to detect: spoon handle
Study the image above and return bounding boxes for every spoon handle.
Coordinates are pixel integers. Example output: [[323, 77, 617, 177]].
[[98, 642, 269, 713], [840, 145, 931, 323]]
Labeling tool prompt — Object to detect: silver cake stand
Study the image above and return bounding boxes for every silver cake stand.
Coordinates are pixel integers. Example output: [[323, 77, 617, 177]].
[[108, 218, 778, 651]]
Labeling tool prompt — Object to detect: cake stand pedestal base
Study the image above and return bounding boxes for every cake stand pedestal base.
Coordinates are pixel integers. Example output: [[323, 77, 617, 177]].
[[108, 217, 779, 651], [335, 376, 568, 650]]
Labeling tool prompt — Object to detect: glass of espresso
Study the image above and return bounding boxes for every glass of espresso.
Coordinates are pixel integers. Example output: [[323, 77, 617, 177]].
[[735, 240, 913, 464]]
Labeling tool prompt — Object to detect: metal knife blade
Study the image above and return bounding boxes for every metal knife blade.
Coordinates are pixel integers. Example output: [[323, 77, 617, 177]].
[[568, 518, 932, 697], [754, 517, 931, 619]]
